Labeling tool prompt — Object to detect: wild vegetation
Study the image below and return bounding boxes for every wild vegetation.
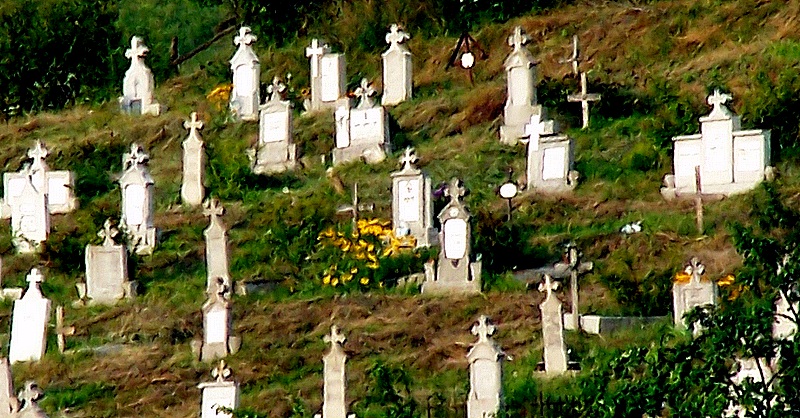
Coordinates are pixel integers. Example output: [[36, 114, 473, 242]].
[[1, 0, 800, 416]]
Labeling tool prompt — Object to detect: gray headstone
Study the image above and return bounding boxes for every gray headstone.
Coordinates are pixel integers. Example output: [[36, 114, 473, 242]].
[[200, 278, 239, 362], [316, 325, 355, 418], [251, 78, 297, 174], [82, 219, 135, 305], [119, 36, 161, 115], [466, 316, 504, 418], [306, 39, 346, 112], [499, 26, 541, 145], [230, 27, 260, 121], [672, 257, 718, 329], [422, 178, 481, 295], [524, 111, 578, 192], [118, 144, 157, 255], [332, 79, 390, 165], [391, 148, 437, 248], [182, 112, 206, 206], [539, 275, 568, 375], [9, 170, 49, 254], [204, 199, 231, 293], [198, 360, 239, 418], [662, 90, 771, 198], [381, 24, 412, 106], [9, 269, 51, 364]]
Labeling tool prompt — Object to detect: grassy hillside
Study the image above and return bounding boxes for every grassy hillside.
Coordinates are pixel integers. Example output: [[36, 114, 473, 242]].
[[1, 0, 800, 416]]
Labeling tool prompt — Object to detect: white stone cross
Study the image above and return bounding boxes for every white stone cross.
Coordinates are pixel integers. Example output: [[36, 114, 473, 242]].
[[123, 143, 149, 169], [567, 72, 601, 129], [98, 218, 119, 247], [125, 36, 149, 61], [685, 257, 705, 284], [26, 268, 43, 288], [266, 77, 287, 102], [444, 177, 466, 203], [184, 112, 204, 137], [203, 198, 225, 222], [233, 27, 257, 47], [27, 141, 49, 171], [211, 359, 233, 382], [305, 39, 328, 77], [507, 26, 530, 51], [707, 89, 733, 118], [523, 113, 545, 152], [354, 78, 376, 110], [324, 324, 346, 349], [399, 147, 418, 170], [386, 24, 410, 47], [471, 315, 496, 343], [538, 274, 560, 300]]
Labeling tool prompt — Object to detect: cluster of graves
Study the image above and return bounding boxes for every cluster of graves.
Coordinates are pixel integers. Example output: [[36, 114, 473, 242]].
[[0, 22, 785, 417]]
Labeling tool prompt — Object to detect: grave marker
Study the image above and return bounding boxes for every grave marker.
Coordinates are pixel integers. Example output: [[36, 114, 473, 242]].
[[204, 198, 231, 294], [672, 257, 718, 329], [566, 72, 601, 129], [9, 269, 51, 364], [198, 360, 239, 418], [391, 148, 437, 247], [182, 112, 206, 206], [538, 274, 568, 375], [523, 111, 579, 192], [9, 168, 48, 254], [306, 39, 346, 111], [500, 26, 541, 145], [80, 219, 135, 305], [333, 79, 390, 165], [556, 243, 593, 331], [251, 77, 298, 174], [199, 278, 240, 362], [119, 36, 161, 115], [118, 144, 157, 255], [229, 27, 260, 121], [466, 315, 504, 418], [381, 24, 412, 106], [314, 325, 356, 418]]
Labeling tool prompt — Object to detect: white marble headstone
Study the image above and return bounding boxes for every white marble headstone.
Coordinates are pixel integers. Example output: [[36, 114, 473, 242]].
[[9, 269, 51, 363]]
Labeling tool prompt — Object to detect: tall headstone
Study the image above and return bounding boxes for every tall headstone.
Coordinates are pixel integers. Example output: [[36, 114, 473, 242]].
[[662, 90, 772, 198], [466, 315, 504, 418], [1, 140, 78, 218], [182, 112, 206, 206], [333, 79, 390, 165], [198, 360, 239, 418], [119, 36, 161, 115], [250, 77, 298, 174], [118, 144, 157, 255], [9, 269, 51, 364], [381, 24, 412, 106], [79, 219, 135, 305], [524, 110, 579, 192], [422, 178, 481, 295], [390, 148, 437, 247], [204, 198, 231, 294], [314, 325, 356, 418], [499, 26, 541, 145], [672, 257, 718, 329], [229, 27, 260, 121], [538, 274, 568, 375], [306, 39, 346, 112], [9, 168, 48, 254], [200, 278, 240, 362], [566, 72, 601, 129]]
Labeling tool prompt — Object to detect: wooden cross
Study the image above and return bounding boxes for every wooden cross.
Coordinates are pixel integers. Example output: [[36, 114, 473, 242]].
[[184, 112, 204, 138], [125, 36, 149, 60], [266, 77, 286, 102], [386, 24, 410, 47], [507, 26, 530, 51], [538, 274, 560, 300], [523, 113, 545, 152], [55, 305, 75, 354], [324, 324, 346, 349], [233, 26, 257, 47], [444, 178, 466, 204], [471, 315, 496, 343], [354, 78, 376, 109], [567, 72, 601, 129], [694, 166, 704, 234], [98, 218, 119, 247], [211, 359, 233, 382], [556, 243, 593, 331], [559, 35, 581, 76], [305, 39, 328, 77], [685, 257, 705, 284], [336, 183, 374, 229], [399, 147, 418, 170]]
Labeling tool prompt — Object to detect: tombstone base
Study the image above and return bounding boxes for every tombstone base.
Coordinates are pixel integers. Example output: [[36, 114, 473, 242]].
[[332, 144, 389, 166], [661, 170, 773, 200], [564, 313, 668, 335], [199, 336, 241, 362], [421, 261, 482, 295], [119, 97, 162, 116], [251, 144, 299, 175], [526, 170, 579, 193], [12, 238, 41, 254]]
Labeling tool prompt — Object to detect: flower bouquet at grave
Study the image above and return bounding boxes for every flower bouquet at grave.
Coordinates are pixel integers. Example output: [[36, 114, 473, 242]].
[[207, 83, 232, 111], [312, 218, 419, 290]]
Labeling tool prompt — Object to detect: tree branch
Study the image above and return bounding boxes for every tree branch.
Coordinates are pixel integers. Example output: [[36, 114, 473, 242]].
[[170, 25, 237, 68]]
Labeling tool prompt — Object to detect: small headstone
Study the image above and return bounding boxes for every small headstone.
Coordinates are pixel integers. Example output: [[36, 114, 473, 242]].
[[524, 110, 579, 192], [229, 27, 260, 121], [198, 360, 239, 418], [566, 72, 601, 129], [332, 79, 390, 165], [726, 357, 774, 418], [538, 274, 568, 375], [672, 257, 718, 329], [466, 315, 504, 418], [250, 77, 298, 174], [118, 144, 157, 255], [199, 278, 240, 362], [314, 325, 356, 418], [390, 148, 437, 247], [381, 24, 412, 106], [306, 39, 347, 112], [662, 90, 772, 198], [9, 168, 48, 254], [1, 140, 78, 218], [499, 26, 542, 145], [182, 112, 206, 206], [422, 178, 481, 295], [80, 219, 135, 305], [119, 36, 161, 115], [204, 199, 231, 294], [9, 269, 51, 364]]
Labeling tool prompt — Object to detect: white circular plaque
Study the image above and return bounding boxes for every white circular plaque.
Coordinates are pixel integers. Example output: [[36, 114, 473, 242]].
[[499, 183, 518, 199]]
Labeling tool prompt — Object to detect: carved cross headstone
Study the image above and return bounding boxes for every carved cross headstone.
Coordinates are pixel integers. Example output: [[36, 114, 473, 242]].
[[198, 360, 239, 418], [508, 26, 530, 50], [182, 112, 206, 206], [554, 242, 593, 331], [120, 36, 161, 115], [82, 218, 134, 305], [538, 274, 568, 374], [466, 315, 504, 418], [333, 79, 390, 165], [318, 325, 353, 418], [305, 38, 345, 111], [391, 148, 436, 247], [672, 257, 718, 330], [200, 277, 239, 362], [204, 198, 231, 295], [119, 143, 156, 255], [524, 113, 544, 152], [499, 26, 538, 145], [567, 72, 601, 129], [230, 26, 260, 120], [9, 269, 51, 364], [382, 24, 413, 106]]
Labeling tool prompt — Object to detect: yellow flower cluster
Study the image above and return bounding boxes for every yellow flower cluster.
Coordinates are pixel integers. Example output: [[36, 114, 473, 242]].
[[673, 272, 692, 284], [207, 84, 232, 110], [716, 274, 735, 287]]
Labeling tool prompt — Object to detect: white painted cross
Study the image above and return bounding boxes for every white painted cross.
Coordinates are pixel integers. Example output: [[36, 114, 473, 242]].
[[538, 274, 560, 300], [324, 324, 346, 350], [386, 24, 410, 47], [399, 147, 418, 170], [125, 36, 149, 62], [185, 112, 204, 138], [706, 89, 733, 119], [471, 315, 496, 343], [567, 72, 601, 129], [523, 113, 545, 152], [354, 78, 376, 110], [305, 39, 328, 78], [507, 26, 530, 51], [233, 27, 257, 47], [26, 268, 44, 296], [266, 77, 287, 102]]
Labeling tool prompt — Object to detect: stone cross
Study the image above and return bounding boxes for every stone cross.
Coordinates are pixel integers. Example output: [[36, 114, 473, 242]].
[[124, 143, 149, 170], [538, 273, 560, 298], [538, 274, 568, 374], [204, 198, 225, 224], [199, 359, 239, 418], [182, 113, 206, 206], [26, 268, 43, 290], [386, 24, 410, 47], [399, 147, 418, 171], [560, 35, 581, 76], [203, 198, 230, 294], [324, 324, 346, 349], [319, 324, 351, 418], [354, 78, 376, 110], [686, 257, 705, 284], [507, 25, 530, 51], [233, 27, 256, 47], [185, 111, 204, 138], [567, 72, 601, 129], [466, 315, 504, 418], [98, 218, 118, 247], [471, 315, 496, 343], [266, 77, 287, 102], [336, 183, 374, 230], [27, 141, 49, 173], [555, 243, 593, 331], [444, 177, 466, 204], [125, 36, 148, 62], [55, 305, 75, 354], [707, 89, 733, 118], [211, 359, 233, 383], [523, 113, 544, 152], [305, 39, 327, 77]]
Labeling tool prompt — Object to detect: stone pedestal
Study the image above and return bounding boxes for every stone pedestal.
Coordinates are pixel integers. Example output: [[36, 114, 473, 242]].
[[332, 79, 390, 165], [306, 39, 346, 112], [524, 112, 578, 192]]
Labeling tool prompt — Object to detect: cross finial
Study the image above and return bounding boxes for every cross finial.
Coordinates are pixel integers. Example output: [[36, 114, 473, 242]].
[[471, 315, 496, 343], [125, 36, 149, 60], [98, 218, 119, 247], [354, 78, 376, 109], [706, 89, 733, 118], [538, 274, 560, 299], [208, 277, 229, 303], [444, 177, 466, 203], [124, 143, 149, 169], [17, 382, 43, 410], [399, 147, 418, 170], [685, 257, 705, 284], [203, 198, 225, 219], [266, 77, 287, 102], [524, 113, 545, 152], [324, 324, 346, 348], [234, 26, 256, 47], [211, 360, 233, 383], [184, 112, 204, 137], [27, 140, 48, 164], [26, 268, 43, 287], [386, 24, 410, 46], [507, 26, 530, 50]]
